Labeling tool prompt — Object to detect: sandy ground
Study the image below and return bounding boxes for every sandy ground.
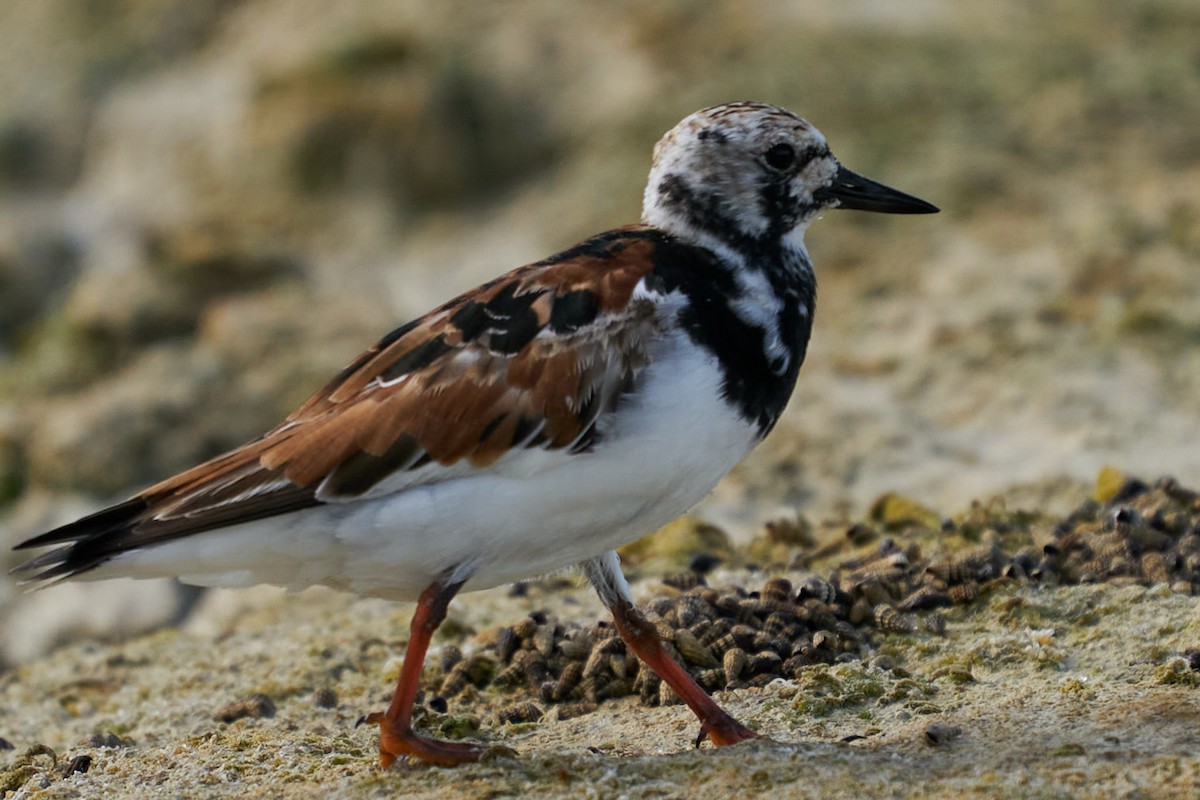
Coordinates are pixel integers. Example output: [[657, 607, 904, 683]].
[[3, 512, 1200, 799]]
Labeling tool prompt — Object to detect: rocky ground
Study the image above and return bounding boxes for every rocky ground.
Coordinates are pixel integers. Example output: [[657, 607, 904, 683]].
[[1, 0, 1199, 797], [3, 473, 1200, 798]]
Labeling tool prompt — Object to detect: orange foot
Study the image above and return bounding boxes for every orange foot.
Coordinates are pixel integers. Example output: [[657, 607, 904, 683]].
[[695, 714, 759, 748], [363, 711, 487, 768]]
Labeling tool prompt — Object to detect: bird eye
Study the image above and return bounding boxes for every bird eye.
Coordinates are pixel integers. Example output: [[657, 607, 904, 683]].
[[764, 143, 796, 171]]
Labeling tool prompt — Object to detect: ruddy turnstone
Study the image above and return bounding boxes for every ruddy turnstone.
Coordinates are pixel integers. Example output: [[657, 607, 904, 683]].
[[14, 101, 936, 767]]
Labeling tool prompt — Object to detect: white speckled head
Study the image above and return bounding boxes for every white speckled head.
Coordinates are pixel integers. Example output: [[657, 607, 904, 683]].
[[643, 102, 936, 248], [642, 102, 837, 243]]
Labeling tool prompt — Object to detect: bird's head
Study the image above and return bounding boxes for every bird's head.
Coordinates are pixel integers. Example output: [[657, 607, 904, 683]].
[[643, 102, 937, 250]]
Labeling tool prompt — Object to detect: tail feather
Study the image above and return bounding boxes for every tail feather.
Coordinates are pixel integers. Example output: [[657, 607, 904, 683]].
[[11, 498, 150, 583], [12, 484, 321, 584]]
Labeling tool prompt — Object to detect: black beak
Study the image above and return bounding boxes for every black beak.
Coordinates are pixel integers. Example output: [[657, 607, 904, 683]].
[[814, 164, 939, 214]]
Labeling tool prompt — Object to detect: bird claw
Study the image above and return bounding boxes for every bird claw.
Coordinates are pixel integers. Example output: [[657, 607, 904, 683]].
[[365, 711, 489, 768], [694, 715, 759, 748]]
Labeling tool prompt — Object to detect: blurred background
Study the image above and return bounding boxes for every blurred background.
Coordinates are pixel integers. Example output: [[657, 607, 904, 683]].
[[1, 0, 1198, 662]]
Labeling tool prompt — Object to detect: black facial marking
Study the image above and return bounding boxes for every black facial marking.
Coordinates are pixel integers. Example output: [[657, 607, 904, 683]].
[[658, 173, 749, 249], [758, 176, 803, 238], [798, 144, 831, 168], [379, 335, 454, 381], [698, 128, 728, 144], [549, 290, 600, 332]]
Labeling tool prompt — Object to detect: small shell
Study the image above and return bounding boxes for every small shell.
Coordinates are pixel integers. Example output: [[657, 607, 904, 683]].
[[594, 677, 631, 702], [533, 624, 558, 657], [714, 595, 758, 624], [923, 721, 962, 746], [556, 701, 598, 720], [675, 593, 714, 628], [1140, 551, 1174, 585], [558, 631, 595, 661], [1129, 524, 1172, 553], [846, 552, 910, 587], [491, 662, 525, 689], [762, 612, 795, 636], [581, 673, 610, 703], [514, 650, 547, 686], [874, 605, 916, 633], [751, 630, 777, 654], [653, 617, 677, 642], [747, 650, 782, 676], [583, 638, 622, 679], [745, 598, 798, 619], [946, 581, 980, 605], [923, 613, 947, 636], [497, 702, 543, 725], [805, 606, 839, 632], [848, 597, 873, 626], [730, 624, 759, 649], [511, 616, 538, 641], [311, 687, 338, 709], [782, 655, 806, 677], [634, 669, 661, 706], [551, 661, 584, 702], [723, 647, 748, 683], [811, 630, 834, 651], [696, 668, 726, 691], [58, 755, 92, 777], [440, 660, 473, 695], [674, 628, 719, 667], [855, 578, 900, 608], [438, 644, 463, 674], [688, 619, 713, 643], [699, 617, 732, 646], [494, 627, 519, 664], [214, 693, 275, 723], [797, 576, 837, 604], [761, 577, 794, 604], [663, 571, 707, 592], [834, 621, 861, 641], [897, 586, 951, 612], [609, 653, 630, 680], [708, 634, 739, 655]]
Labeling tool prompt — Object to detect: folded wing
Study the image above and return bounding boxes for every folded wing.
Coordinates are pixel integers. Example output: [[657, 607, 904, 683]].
[[15, 227, 683, 581]]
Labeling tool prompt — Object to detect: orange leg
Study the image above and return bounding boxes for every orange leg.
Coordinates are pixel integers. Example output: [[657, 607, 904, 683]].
[[584, 551, 758, 748], [362, 575, 485, 768]]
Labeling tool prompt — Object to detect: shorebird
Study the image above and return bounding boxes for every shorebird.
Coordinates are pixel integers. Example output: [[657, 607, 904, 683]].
[[14, 101, 937, 767]]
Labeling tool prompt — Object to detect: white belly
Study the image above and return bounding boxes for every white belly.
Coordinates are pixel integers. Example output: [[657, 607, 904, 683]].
[[103, 330, 759, 600]]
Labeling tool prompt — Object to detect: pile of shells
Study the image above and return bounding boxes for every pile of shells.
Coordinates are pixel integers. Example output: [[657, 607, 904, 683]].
[[1030, 477, 1200, 593], [426, 474, 1200, 720], [434, 574, 883, 723]]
